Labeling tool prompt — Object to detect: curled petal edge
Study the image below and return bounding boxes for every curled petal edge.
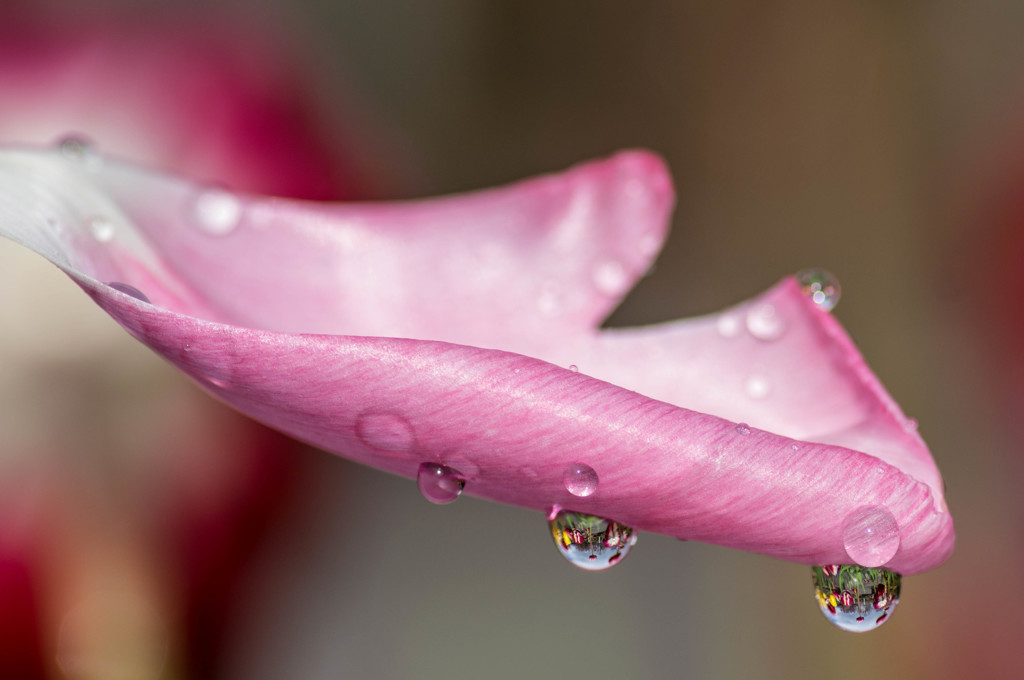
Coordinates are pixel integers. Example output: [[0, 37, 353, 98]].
[[0, 147, 954, 574]]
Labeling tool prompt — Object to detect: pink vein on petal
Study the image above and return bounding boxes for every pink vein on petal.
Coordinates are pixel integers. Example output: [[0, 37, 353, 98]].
[[0, 146, 954, 574]]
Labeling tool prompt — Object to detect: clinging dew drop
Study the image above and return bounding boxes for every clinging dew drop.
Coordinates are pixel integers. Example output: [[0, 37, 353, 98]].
[[796, 269, 841, 311], [563, 462, 599, 497], [105, 282, 150, 304], [192, 188, 243, 235], [549, 509, 637, 571], [842, 505, 900, 567], [417, 463, 465, 504], [811, 565, 901, 632]]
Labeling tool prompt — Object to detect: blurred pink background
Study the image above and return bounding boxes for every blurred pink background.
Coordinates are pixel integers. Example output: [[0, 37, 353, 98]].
[[1, 1, 1021, 678]]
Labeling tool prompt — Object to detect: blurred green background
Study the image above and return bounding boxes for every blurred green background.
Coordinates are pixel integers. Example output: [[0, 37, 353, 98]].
[[5, 1, 1024, 678]]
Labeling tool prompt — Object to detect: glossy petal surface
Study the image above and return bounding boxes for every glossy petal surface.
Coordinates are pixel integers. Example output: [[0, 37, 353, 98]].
[[0, 147, 954, 574]]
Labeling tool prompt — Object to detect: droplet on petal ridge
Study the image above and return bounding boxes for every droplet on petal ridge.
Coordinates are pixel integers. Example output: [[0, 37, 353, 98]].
[[746, 303, 785, 341], [417, 463, 465, 504], [592, 259, 629, 295], [735, 423, 752, 436], [549, 509, 637, 571], [89, 217, 115, 242], [105, 282, 150, 304], [796, 269, 841, 312], [811, 565, 901, 632], [563, 462, 599, 497], [842, 505, 901, 567], [57, 135, 102, 170], [568, 364, 579, 373], [192, 188, 243, 235], [355, 412, 415, 454]]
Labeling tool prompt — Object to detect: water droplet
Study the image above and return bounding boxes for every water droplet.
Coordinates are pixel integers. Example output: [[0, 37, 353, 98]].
[[842, 505, 900, 567], [568, 364, 579, 373], [536, 281, 563, 317], [592, 259, 629, 295], [356, 412, 415, 454], [89, 217, 115, 242], [716, 313, 741, 338], [105, 282, 150, 304], [549, 509, 636, 571], [192, 188, 243, 235], [745, 373, 769, 399], [563, 462, 599, 497], [790, 443, 800, 451], [183, 343, 192, 352], [417, 463, 465, 504], [735, 423, 751, 436], [746, 303, 785, 341], [57, 135, 102, 170], [812, 565, 901, 632], [796, 269, 841, 312], [904, 418, 918, 432]]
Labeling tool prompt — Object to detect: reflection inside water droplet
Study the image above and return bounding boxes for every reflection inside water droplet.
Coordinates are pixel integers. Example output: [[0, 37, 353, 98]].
[[105, 282, 150, 304], [549, 509, 636, 571], [192, 188, 243, 235], [563, 462, 599, 497], [842, 505, 900, 567], [417, 463, 465, 504], [812, 565, 901, 632], [796, 269, 841, 312]]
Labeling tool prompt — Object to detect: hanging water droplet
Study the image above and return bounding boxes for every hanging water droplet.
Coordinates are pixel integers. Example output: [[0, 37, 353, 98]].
[[842, 505, 900, 567], [716, 313, 741, 338], [568, 364, 579, 373], [746, 303, 785, 340], [192, 188, 243, 235], [549, 509, 637, 571], [105, 282, 150, 304], [355, 412, 415, 454], [745, 373, 769, 399], [89, 217, 115, 242], [811, 565, 901, 632], [796, 269, 841, 312], [417, 463, 465, 504], [735, 423, 751, 436], [57, 135, 102, 170], [592, 259, 629, 296], [563, 462, 599, 497]]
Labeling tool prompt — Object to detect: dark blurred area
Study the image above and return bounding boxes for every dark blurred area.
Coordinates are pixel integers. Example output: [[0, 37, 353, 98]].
[[2, 0, 1022, 678]]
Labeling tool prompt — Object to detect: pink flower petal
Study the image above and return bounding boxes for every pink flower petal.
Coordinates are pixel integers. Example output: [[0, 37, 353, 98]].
[[0, 146, 954, 574]]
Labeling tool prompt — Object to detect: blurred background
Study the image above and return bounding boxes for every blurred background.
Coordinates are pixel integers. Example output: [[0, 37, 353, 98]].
[[1, 0, 1021, 678]]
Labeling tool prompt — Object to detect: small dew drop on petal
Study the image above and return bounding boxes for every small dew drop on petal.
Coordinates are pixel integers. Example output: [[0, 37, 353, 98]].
[[746, 304, 785, 341], [563, 462, 599, 497], [735, 423, 752, 436], [416, 463, 466, 504], [796, 268, 841, 312], [716, 313, 741, 338], [842, 505, 901, 567], [745, 374, 769, 399], [57, 135, 103, 171], [568, 364, 579, 373], [356, 412, 415, 454], [89, 217, 115, 242], [192, 188, 243, 235], [592, 259, 629, 296], [105, 282, 150, 304]]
